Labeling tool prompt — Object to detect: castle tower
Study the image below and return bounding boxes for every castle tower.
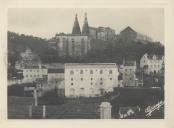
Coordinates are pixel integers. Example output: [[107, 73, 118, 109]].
[[72, 14, 81, 34], [82, 13, 89, 35]]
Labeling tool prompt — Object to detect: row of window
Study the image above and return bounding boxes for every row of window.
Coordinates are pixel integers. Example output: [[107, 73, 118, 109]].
[[70, 69, 113, 75], [57, 38, 85, 42], [148, 65, 161, 68], [125, 69, 135, 72], [25, 69, 46, 73], [25, 74, 42, 78], [71, 82, 104, 86], [144, 60, 163, 63], [70, 78, 112, 81]]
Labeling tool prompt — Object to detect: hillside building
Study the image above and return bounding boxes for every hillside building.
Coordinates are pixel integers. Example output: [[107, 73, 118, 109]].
[[55, 14, 91, 57], [140, 53, 164, 74], [97, 27, 115, 41], [64, 63, 119, 97], [22, 65, 47, 83], [122, 60, 137, 87]]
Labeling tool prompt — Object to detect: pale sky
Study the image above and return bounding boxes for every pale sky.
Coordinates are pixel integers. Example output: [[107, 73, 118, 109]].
[[8, 8, 164, 43]]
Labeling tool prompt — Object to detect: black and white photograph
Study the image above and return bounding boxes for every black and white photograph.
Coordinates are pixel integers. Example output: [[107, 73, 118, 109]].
[[7, 8, 164, 119]]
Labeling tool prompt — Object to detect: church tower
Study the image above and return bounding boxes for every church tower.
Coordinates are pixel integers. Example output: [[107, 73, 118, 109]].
[[72, 14, 81, 34], [82, 13, 89, 35]]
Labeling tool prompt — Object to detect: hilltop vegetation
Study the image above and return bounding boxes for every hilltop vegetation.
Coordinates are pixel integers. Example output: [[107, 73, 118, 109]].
[[8, 31, 164, 66]]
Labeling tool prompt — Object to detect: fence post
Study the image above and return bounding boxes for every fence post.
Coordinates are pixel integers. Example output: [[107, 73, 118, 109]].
[[29, 105, 32, 118], [34, 89, 38, 106], [100, 102, 112, 119], [42, 105, 46, 119]]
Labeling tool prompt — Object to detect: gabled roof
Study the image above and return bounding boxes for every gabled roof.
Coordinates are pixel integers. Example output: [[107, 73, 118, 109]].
[[120, 26, 137, 34]]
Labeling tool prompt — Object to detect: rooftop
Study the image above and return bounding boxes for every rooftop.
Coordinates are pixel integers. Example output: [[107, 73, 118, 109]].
[[123, 60, 136, 66], [120, 26, 137, 34], [146, 53, 164, 60], [65, 63, 117, 68], [55, 33, 88, 37], [48, 69, 64, 73]]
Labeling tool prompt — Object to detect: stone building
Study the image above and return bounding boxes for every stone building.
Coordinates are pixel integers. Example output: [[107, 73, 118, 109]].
[[118, 26, 153, 43], [122, 60, 137, 87], [55, 14, 91, 57], [119, 26, 137, 43], [140, 53, 164, 74], [22, 65, 47, 83], [89, 27, 97, 39], [97, 27, 115, 41], [64, 63, 119, 97]]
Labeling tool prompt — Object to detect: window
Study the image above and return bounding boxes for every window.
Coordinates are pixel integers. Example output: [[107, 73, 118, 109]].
[[71, 78, 73, 81], [91, 83, 93, 85], [110, 78, 112, 80], [100, 82, 103, 85], [71, 83, 73, 86], [90, 70, 93, 74], [100, 78, 102, 80], [71, 38, 74, 43], [81, 78, 83, 81], [109, 70, 112, 74], [30, 75, 32, 77], [91, 78, 93, 80], [100, 70, 103, 74], [80, 70, 83, 74], [70, 70, 74, 75]]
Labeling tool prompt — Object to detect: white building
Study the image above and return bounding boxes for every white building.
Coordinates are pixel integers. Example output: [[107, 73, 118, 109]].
[[22, 65, 47, 83], [65, 63, 119, 97], [140, 53, 164, 74]]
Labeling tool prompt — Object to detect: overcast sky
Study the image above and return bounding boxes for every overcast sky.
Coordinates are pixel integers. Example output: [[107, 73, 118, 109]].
[[8, 8, 164, 43]]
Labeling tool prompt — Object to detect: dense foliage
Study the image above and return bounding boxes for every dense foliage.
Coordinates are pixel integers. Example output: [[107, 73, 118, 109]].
[[8, 31, 164, 65]]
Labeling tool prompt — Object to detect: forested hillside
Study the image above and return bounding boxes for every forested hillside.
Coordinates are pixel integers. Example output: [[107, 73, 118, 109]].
[[8, 31, 164, 66]]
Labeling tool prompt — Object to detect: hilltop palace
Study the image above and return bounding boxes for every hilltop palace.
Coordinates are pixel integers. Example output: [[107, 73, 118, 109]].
[[9, 13, 164, 98]]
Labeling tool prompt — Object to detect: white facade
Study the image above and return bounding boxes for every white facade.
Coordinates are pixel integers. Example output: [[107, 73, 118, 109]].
[[65, 63, 119, 97], [140, 53, 164, 74], [22, 66, 47, 83]]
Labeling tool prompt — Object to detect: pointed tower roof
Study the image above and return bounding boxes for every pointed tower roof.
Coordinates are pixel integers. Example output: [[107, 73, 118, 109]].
[[72, 14, 81, 34], [82, 13, 89, 35]]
